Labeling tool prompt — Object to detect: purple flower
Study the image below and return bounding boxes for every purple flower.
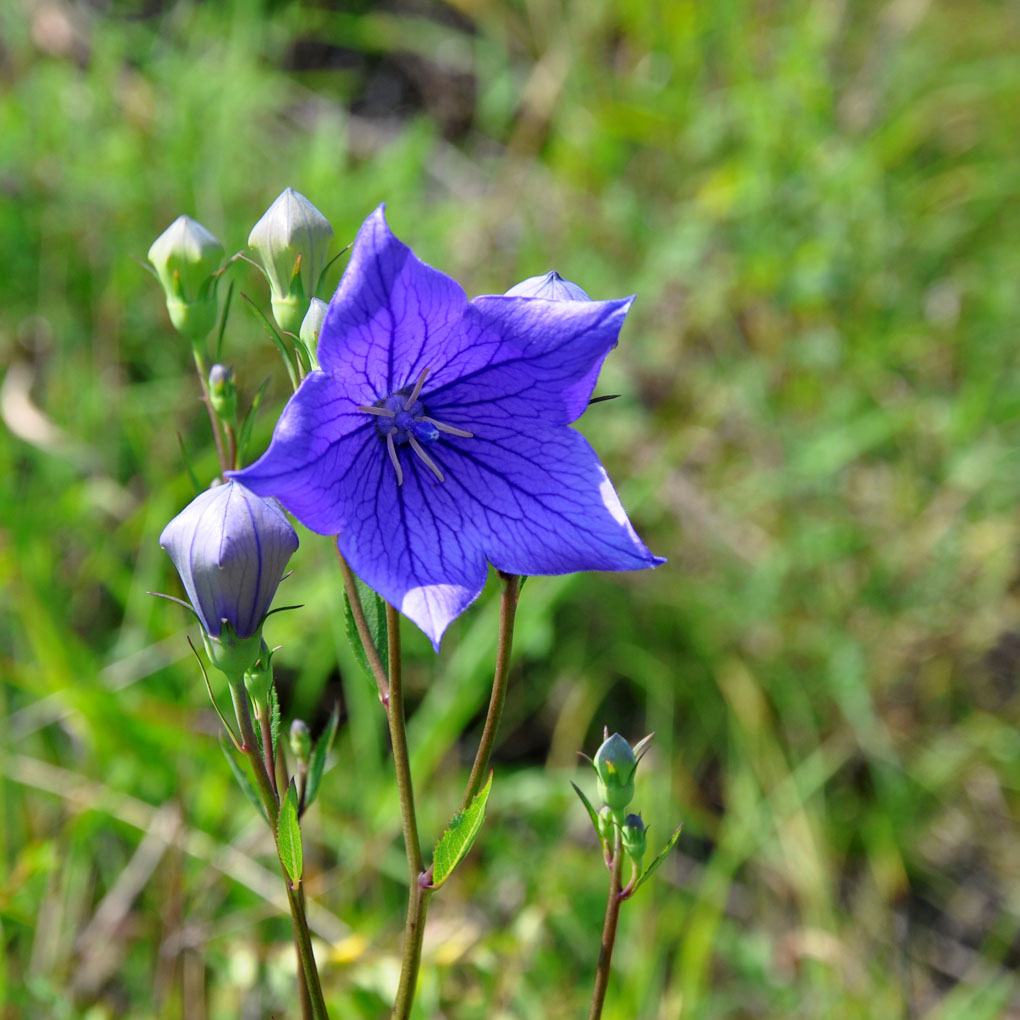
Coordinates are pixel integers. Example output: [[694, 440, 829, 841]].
[[160, 480, 299, 640], [231, 206, 663, 648]]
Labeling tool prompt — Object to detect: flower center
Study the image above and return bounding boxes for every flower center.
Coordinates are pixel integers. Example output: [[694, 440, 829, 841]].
[[358, 367, 473, 486]]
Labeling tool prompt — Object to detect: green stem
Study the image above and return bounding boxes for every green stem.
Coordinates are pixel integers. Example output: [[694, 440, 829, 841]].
[[588, 828, 625, 1020], [385, 604, 429, 1020], [461, 573, 519, 811], [191, 344, 228, 475], [334, 546, 390, 702], [227, 678, 329, 1020], [257, 708, 279, 799]]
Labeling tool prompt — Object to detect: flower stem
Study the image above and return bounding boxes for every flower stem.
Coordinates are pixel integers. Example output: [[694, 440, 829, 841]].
[[461, 572, 519, 811], [227, 678, 330, 1020], [384, 604, 430, 1020], [257, 708, 279, 799], [191, 344, 228, 475], [334, 546, 390, 703], [588, 828, 625, 1020]]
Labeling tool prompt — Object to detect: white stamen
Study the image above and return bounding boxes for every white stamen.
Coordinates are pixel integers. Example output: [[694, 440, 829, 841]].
[[405, 366, 430, 410], [387, 433, 403, 486], [359, 405, 397, 418], [423, 416, 473, 438], [408, 434, 444, 482]]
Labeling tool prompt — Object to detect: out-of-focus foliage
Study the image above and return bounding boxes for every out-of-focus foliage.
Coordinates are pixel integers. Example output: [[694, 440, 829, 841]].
[[2, 0, 1020, 1017]]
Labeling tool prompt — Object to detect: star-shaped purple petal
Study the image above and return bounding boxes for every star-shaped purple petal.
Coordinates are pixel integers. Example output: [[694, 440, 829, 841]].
[[232, 205, 663, 648]]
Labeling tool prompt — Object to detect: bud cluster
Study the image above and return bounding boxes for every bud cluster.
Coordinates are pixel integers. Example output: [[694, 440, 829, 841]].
[[585, 730, 654, 872]]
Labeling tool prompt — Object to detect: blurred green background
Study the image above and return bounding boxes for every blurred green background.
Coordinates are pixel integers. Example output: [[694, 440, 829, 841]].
[[3, 0, 1020, 1017]]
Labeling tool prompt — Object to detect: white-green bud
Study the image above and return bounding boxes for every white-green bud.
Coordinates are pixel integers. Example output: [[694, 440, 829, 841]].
[[148, 215, 224, 340], [299, 297, 328, 369], [248, 188, 333, 335], [594, 732, 638, 812]]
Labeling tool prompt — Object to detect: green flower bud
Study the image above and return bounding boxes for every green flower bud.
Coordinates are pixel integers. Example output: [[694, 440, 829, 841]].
[[242, 642, 274, 706], [208, 363, 237, 421], [299, 297, 328, 368], [597, 805, 615, 846], [201, 624, 264, 679], [290, 719, 312, 763], [621, 813, 647, 867], [594, 732, 638, 812], [148, 215, 224, 340], [248, 188, 333, 335]]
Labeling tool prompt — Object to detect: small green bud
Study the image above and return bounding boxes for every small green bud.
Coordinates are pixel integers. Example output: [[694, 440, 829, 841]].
[[208, 363, 237, 421], [201, 624, 264, 679], [242, 642, 274, 706], [597, 805, 615, 846], [594, 732, 638, 812], [621, 813, 647, 867], [299, 297, 328, 368], [248, 188, 333, 335], [148, 215, 224, 340], [290, 719, 312, 763]]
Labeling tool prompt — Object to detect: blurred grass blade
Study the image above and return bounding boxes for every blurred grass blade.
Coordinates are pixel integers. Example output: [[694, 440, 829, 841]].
[[431, 771, 492, 889], [303, 703, 340, 812], [219, 736, 268, 824]]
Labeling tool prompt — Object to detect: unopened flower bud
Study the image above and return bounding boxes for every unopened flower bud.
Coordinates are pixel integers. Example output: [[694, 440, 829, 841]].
[[594, 732, 638, 812], [299, 298, 328, 367], [290, 719, 312, 763], [505, 270, 591, 302], [160, 480, 298, 675], [621, 813, 646, 867], [208, 364, 237, 421], [248, 188, 333, 334], [597, 805, 615, 845], [148, 215, 224, 340], [243, 643, 274, 705]]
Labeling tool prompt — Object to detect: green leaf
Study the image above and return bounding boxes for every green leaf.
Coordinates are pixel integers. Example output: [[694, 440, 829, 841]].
[[242, 292, 299, 390], [238, 376, 270, 465], [277, 780, 303, 884], [303, 703, 340, 812], [219, 735, 268, 824], [214, 279, 234, 363], [430, 772, 492, 889], [631, 825, 682, 896], [570, 780, 606, 854], [176, 433, 201, 495], [343, 574, 388, 686]]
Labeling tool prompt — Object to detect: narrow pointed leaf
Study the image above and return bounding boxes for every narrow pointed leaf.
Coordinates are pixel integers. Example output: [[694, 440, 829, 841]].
[[176, 433, 202, 495], [570, 780, 606, 853], [214, 279, 235, 363], [431, 772, 492, 889], [277, 780, 303, 884], [219, 735, 268, 824], [303, 703, 340, 812], [342, 574, 388, 686], [238, 376, 270, 465], [631, 824, 682, 895], [242, 293, 299, 390]]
